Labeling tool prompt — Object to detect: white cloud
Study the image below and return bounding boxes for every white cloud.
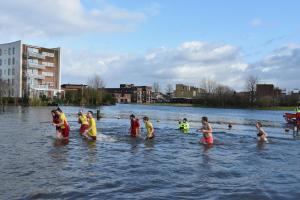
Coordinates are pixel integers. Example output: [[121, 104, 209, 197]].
[[62, 42, 300, 91], [248, 44, 300, 89], [61, 41, 249, 90], [0, 0, 147, 39]]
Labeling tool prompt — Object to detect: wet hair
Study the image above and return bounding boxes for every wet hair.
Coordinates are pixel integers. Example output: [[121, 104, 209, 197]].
[[56, 107, 62, 112], [143, 116, 149, 121], [78, 110, 83, 116], [257, 121, 263, 127], [130, 114, 135, 118], [51, 109, 56, 114], [183, 118, 187, 121], [88, 110, 94, 115], [202, 116, 208, 122]]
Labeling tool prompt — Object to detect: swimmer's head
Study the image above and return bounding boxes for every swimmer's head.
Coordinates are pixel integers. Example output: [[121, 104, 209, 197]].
[[143, 116, 149, 122], [130, 114, 135, 119], [256, 121, 262, 127], [201, 116, 208, 123]]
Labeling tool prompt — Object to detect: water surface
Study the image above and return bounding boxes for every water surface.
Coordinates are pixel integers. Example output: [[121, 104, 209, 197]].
[[0, 104, 299, 200]]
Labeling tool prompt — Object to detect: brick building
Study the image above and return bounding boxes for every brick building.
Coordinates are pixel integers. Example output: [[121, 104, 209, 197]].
[[174, 84, 205, 98], [0, 40, 61, 98], [105, 84, 152, 103]]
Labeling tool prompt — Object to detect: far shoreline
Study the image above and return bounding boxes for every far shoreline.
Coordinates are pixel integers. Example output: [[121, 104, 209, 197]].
[[139, 103, 295, 111], [0, 103, 295, 112]]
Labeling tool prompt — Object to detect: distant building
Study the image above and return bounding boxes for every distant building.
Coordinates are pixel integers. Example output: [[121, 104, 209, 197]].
[[105, 84, 152, 104], [152, 92, 170, 103], [0, 40, 61, 98], [291, 88, 300, 99], [61, 84, 87, 97], [174, 84, 205, 98], [256, 84, 282, 105], [256, 84, 274, 99]]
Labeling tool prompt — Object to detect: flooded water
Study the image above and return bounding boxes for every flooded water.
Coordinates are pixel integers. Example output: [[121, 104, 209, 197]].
[[0, 104, 300, 200]]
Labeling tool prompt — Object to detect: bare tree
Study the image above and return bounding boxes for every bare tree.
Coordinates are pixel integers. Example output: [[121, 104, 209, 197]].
[[245, 75, 258, 106], [153, 82, 160, 93], [165, 84, 173, 94], [200, 78, 217, 94], [87, 74, 105, 105]]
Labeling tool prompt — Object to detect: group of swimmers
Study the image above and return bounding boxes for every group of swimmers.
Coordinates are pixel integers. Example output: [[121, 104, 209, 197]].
[[178, 117, 268, 144], [131, 114, 268, 144], [51, 107, 269, 144], [51, 108, 97, 140]]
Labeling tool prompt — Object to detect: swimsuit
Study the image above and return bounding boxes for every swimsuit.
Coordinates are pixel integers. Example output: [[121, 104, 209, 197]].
[[201, 136, 213, 144], [79, 115, 89, 134], [257, 132, 264, 137], [130, 119, 140, 137], [201, 123, 213, 144]]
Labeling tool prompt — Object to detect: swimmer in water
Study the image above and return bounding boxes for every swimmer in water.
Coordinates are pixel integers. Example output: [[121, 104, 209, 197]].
[[53, 107, 70, 140], [198, 116, 213, 145], [129, 114, 140, 137], [78, 110, 89, 135], [143, 116, 155, 140], [256, 121, 269, 143], [51, 109, 61, 138], [82, 111, 97, 141]]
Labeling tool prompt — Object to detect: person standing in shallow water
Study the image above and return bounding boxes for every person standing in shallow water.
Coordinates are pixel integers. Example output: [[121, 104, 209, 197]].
[[198, 116, 214, 145], [143, 116, 154, 140], [179, 118, 190, 133], [53, 108, 70, 140], [78, 111, 89, 135], [129, 114, 140, 137], [51, 109, 61, 138], [83, 111, 97, 141], [256, 121, 269, 143]]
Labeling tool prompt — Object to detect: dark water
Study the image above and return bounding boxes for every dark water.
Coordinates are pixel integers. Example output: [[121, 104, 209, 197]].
[[0, 104, 299, 200]]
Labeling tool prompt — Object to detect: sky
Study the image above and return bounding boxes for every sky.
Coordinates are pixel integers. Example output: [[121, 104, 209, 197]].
[[0, 0, 299, 91]]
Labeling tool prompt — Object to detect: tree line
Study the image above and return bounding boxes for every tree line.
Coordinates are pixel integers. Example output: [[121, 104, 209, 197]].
[[154, 76, 299, 108]]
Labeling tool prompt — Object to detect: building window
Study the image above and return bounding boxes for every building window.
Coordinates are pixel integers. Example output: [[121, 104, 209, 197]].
[[12, 68, 15, 75], [7, 79, 10, 86], [8, 68, 11, 76], [12, 47, 15, 55], [0, 49, 2, 56], [8, 48, 11, 55], [0, 69, 2, 77], [0, 59, 2, 66], [12, 79, 14, 86], [8, 58, 11, 65], [12, 57, 15, 65]]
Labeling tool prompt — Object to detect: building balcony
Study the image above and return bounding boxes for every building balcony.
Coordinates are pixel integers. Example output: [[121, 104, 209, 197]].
[[31, 84, 49, 90], [28, 51, 45, 59], [28, 62, 45, 69], [27, 73, 45, 80]]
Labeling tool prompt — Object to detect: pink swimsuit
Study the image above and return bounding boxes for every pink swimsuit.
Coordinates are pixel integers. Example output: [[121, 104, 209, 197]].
[[201, 136, 214, 144]]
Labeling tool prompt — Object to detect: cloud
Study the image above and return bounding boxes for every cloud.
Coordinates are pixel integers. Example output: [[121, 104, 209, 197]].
[[61, 41, 249, 90], [0, 0, 148, 39], [62, 41, 300, 91], [248, 44, 300, 89]]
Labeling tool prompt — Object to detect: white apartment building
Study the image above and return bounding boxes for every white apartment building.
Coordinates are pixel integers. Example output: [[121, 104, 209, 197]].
[[0, 40, 61, 98]]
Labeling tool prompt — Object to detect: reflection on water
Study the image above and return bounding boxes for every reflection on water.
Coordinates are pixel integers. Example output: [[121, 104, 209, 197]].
[[0, 104, 300, 200], [53, 138, 69, 147]]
